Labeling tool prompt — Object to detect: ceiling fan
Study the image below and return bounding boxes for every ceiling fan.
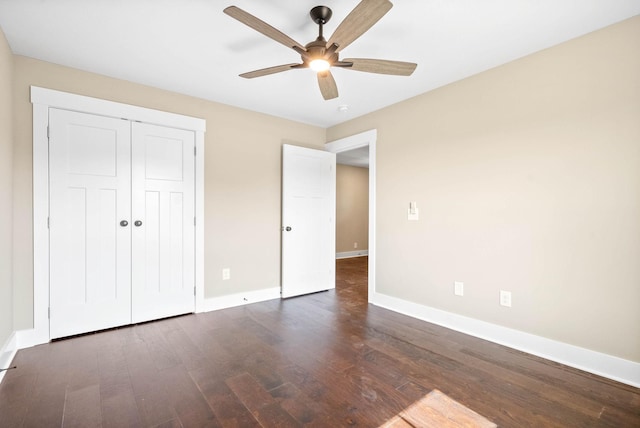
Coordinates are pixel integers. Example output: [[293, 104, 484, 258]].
[[223, 0, 417, 100]]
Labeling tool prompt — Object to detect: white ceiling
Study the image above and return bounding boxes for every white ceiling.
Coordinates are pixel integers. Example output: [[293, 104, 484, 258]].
[[337, 146, 369, 168], [1, 1, 638, 128]]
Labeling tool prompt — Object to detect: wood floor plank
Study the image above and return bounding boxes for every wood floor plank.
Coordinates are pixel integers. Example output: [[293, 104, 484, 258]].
[[164, 327, 210, 372], [150, 418, 183, 428], [101, 387, 143, 428], [133, 378, 177, 427], [190, 375, 261, 427], [0, 402, 28, 428], [62, 383, 102, 428], [225, 372, 277, 413], [225, 372, 300, 427], [161, 365, 221, 427], [20, 382, 66, 428], [138, 323, 183, 372], [269, 382, 318, 425], [276, 362, 372, 426]]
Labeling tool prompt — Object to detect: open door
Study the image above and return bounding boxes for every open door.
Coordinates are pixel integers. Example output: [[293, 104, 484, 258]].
[[281, 144, 336, 298]]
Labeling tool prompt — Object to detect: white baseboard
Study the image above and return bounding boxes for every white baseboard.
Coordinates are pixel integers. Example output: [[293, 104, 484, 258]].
[[0, 332, 18, 384], [370, 291, 640, 388], [336, 250, 369, 259], [200, 287, 281, 312], [12, 288, 283, 353], [16, 327, 49, 350], [11, 286, 636, 387]]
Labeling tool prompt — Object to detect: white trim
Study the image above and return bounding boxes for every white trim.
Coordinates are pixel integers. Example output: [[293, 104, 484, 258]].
[[30, 87, 205, 132], [326, 129, 377, 300], [326, 129, 377, 153], [370, 291, 640, 388], [0, 332, 18, 384], [30, 101, 51, 347], [336, 250, 369, 259], [202, 287, 281, 312], [194, 131, 205, 313], [30, 86, 206, 347]]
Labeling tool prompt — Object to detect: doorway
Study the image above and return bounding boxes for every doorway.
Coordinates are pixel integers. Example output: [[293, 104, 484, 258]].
[[326, 129, 377, 301]]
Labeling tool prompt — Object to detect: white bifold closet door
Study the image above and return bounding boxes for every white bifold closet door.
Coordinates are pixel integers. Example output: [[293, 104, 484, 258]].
[[131, 122, 195, 323], [49, 108, 195, 339]]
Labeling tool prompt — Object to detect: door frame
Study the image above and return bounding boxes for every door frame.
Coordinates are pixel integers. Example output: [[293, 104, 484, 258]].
[[325, 129, 377, 300], [26, 86, 206, 346]]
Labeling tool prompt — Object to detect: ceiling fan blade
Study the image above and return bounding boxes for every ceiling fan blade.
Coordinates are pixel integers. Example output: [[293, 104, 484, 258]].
[[327, 0, 392, 53], [317, 71, 339, 100], [240, 63, 303, 79], [224, 6, 306, 52], [342, 58, 417, 76]]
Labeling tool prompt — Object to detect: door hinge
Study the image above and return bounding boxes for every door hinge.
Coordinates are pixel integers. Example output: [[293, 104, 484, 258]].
[[194, 287, 196, 297], [194, 146, 197, 156], [46, 125, 50, 140], [194, 217, 196, 226], [47, 217, 50, 229], [48, 307, 50, 319]]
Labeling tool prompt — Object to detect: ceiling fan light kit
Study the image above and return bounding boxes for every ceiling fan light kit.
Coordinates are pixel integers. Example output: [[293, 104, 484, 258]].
[[310, 59, 331, 72], [224, 0, 417, 100]]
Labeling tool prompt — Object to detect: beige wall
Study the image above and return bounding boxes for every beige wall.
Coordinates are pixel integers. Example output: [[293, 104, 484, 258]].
[[12, 56, 325, 330], [327, 17, 640, 362], [336, 164, 368, 253], [0, 27, 14, 346], [4, 16, 639, 365]]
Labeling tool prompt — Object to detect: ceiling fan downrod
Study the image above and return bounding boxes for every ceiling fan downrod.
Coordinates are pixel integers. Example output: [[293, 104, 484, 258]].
[[310, 6, 332, 41]]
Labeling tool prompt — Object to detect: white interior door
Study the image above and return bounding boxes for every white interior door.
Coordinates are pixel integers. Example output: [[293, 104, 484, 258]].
[[281, 144, 336, 298], [49, 108, 132, 339], [131, 122, 195, 323]]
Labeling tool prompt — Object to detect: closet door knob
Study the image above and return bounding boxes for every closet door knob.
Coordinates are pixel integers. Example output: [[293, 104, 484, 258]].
[[120, 220, 129, 227], [134, 220, 143, 227]]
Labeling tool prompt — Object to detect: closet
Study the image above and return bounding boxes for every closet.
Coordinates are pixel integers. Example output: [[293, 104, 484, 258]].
[[48, 107, 196, 338]]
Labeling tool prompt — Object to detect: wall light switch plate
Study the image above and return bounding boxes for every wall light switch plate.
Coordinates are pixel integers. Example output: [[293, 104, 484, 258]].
[[222, 268, 231, 280], [408, 208, 419, 221], [454, 281, 464, 296], [408, 202, 419, 221]]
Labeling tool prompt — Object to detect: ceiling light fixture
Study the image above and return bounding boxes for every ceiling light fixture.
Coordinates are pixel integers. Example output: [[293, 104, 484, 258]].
[[224, 3, 417, 101], [309, 58, 331, 72]]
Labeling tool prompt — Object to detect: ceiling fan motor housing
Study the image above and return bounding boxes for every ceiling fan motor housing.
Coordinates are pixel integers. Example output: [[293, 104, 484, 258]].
[[305, 39, 336, 61]]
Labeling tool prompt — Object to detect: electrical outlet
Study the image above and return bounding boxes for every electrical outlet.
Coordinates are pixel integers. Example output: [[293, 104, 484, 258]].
[[354, 242, 358, 249], [454, 281, 464, 296], [500, 290, 512, 307], [222, 268, 230, 280]]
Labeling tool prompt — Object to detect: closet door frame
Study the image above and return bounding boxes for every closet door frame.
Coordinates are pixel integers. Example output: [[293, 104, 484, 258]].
[[28, 86, 206, 346]]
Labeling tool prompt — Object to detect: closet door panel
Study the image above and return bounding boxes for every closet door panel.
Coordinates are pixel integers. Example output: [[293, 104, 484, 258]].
[[131, 122, 195, 323], [49, 108, 132, 339]]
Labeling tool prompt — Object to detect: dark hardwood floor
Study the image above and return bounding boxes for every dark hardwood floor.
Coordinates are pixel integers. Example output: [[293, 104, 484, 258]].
[[1, 256, 639, 427]]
